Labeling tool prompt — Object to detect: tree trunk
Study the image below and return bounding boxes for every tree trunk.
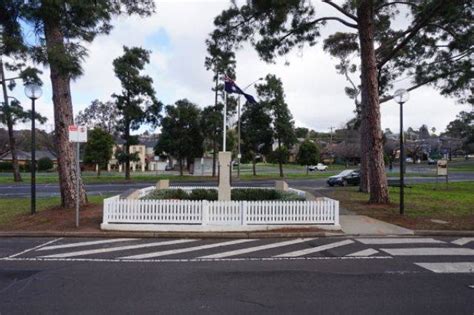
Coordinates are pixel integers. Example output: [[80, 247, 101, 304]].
[[44, 18, 87, 208], [278, 141, 284, 178], [359, 112, 370, 192], [357, 0, 389, 203], [252, 157, 257, 176], [0, 59, 22, 182], [179, 158, 184, 176], [97, 163, 101, 177]]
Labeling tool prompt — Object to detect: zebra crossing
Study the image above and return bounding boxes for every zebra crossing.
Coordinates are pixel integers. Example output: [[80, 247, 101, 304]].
[[2, 237, 473, 273]]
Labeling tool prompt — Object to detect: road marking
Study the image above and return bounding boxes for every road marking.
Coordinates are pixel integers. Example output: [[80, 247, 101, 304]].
[[198, 238, 316, 259], [356, 238, 444, 245], [120, 239, 256, 259], [1, 255, 392, 264], [37, 238, 137, 251], [381, 247, 474, 256], [275, 239, 354, 258], [346, 248, 379, 257], [451, 238, 474, 246], [7, 238, 63, 258], [415, 262, 474, 273], [39, 239, 197, 258]]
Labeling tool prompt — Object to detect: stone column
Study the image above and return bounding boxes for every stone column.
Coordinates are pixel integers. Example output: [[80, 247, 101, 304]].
[[141, 164, 145, 172], [118, 164, 123, 172], [107, 163, 111, 172], [218, 151, 231, 201]]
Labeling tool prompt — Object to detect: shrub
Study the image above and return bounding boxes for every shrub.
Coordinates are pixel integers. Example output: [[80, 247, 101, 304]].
[[38, 157, 54, 171], [188, 189, 218, 201], [0, 162, 13, 172], [143, 188, 305, 201]]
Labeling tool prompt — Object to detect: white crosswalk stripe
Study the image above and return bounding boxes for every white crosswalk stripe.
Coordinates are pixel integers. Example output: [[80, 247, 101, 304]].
[[37, 238, 137, 251], [275, 239, 354, 257], [356, 238, 444, 245], [120, 239, 256, 259], [451, 238, 474, 246], [346, 248, 379, 257], [198, 238, 316, 259], [415, 262, 474, 273], [381, 247, 474, 256], [40, 239, 197, 258]]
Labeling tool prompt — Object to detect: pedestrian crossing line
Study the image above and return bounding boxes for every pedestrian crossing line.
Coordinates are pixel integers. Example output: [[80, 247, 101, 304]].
[[274, 239, 354, 258], [119, 239, 257, 260], [415, 262, 474, 273], [39, 239, 197, 259], [356, 238, 445, 245], [198, 238, 317, 259], [381, 247, 474, 256], [451, 238, 474, 246], [37, 238, 138, 251], [346, 248, 379, 257]]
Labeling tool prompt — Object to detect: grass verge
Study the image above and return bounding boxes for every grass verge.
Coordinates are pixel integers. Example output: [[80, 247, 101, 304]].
[[326, 181, 474, 230]]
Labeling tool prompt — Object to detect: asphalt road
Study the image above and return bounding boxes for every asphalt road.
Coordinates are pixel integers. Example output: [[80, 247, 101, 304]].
[[0, 236, 473, 314], [1, 173, 474, 198]]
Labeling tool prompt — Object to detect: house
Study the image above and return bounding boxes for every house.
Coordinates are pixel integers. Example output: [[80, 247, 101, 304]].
[[0, 150, 57, 167]]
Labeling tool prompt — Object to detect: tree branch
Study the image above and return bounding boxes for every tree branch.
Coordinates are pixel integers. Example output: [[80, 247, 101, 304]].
[[322, 0, 358, 23], [379, 69, 462, 104], [278, 17, 357, 44], [376, 1, 444, 70], [375, 2, 418, 12]]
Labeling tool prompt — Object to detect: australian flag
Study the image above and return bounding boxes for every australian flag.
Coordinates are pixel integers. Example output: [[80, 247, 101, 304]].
[[224, 75, 257, 104]]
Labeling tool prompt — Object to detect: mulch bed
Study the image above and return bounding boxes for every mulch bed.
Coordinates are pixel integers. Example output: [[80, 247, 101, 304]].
[[0, 204, 103, 232]]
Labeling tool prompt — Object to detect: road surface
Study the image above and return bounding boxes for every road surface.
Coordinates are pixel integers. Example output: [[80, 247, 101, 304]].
[[1, 173, 474, 198], [0, 236, 473, 314]]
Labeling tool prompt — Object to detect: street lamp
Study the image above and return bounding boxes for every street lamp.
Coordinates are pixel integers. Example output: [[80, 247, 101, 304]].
[[393, 88, 409, 215], [237, 77, 263, 178], [24, 82, 42, 215]]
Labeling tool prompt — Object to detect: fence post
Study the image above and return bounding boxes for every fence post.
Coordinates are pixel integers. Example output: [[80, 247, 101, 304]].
[[103, 198, 109, 224], [334, 200, 340, 226], [241, 201, 247, 226], [202, 200, 209, 225]]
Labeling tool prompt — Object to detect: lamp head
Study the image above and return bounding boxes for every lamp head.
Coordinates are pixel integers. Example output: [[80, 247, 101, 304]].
[[24, 83, 42, 100], [393, 88, 409, 104]]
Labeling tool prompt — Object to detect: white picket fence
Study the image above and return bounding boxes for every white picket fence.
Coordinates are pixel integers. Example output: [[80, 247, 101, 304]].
[[103, 190, 339, 227]]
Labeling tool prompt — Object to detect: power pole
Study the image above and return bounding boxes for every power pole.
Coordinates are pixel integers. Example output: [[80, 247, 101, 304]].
[[329, 126, 335, 145]]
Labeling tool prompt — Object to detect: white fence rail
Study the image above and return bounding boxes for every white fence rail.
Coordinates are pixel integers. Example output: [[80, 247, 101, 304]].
[[103, 195, 339, 226]]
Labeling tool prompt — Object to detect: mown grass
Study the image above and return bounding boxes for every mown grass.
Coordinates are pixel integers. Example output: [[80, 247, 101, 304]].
[[0, 195, 107, 227], [326, 181, 474, 230]]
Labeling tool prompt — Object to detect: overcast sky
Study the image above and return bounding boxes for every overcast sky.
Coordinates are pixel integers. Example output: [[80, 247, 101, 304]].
[[9, 0, 471, 134]]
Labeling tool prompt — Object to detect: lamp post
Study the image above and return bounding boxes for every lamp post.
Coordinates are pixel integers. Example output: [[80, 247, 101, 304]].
[[393, 88, 409, 215], [24, 83, 42, 215], [237, 77, 263, 178]]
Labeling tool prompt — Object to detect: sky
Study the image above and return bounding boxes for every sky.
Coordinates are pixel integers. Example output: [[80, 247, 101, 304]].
[[7, 0, 471, 134]]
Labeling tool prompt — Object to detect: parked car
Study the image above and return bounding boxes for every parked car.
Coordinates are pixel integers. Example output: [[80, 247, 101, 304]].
[[427, 158, 437, 165], [405, 157, 414, 163], [308, 163, 328, 172], [327, 169, 360, 187]]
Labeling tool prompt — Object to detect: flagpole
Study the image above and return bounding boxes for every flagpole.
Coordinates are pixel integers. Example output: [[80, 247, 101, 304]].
[[223, 91, 227, 152]]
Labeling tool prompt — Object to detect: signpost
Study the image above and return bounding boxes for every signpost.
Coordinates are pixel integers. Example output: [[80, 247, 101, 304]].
[[436, 159, 448, 189], [69, 125, 87, 227]]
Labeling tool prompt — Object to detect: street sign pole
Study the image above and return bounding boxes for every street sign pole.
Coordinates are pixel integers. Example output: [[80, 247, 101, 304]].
[[69, 125, 87, 228], [76, 142, 80, 228]]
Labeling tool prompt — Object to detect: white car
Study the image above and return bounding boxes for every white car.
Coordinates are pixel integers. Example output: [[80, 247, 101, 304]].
[[308, 163, 328, 172]]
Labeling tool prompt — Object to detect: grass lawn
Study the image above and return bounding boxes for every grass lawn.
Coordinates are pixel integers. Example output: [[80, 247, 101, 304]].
[[326, 181, 474, 230], [0, 195, 107, 228]]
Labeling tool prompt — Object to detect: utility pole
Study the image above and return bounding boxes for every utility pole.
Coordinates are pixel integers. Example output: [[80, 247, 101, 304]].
[[329, 126, 335, 145]]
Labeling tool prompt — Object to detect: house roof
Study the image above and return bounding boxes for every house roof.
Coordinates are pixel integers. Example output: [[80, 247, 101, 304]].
[[0, 150, 57, 161]]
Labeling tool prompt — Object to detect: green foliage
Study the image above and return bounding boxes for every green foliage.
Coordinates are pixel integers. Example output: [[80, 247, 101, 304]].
[[240, 103, 273, 169], [155, 99, 203, 176], [83, 128, 114, 173], [37, 157, 53, 171], [189, 189, 218, 201], [112, 46, 161, 177], [295, 127, 309, 139], [297, 140, 320, 166], [143, 188, 304, 201], [76, 100, 120, 134], [0, 162, 13, 172]]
